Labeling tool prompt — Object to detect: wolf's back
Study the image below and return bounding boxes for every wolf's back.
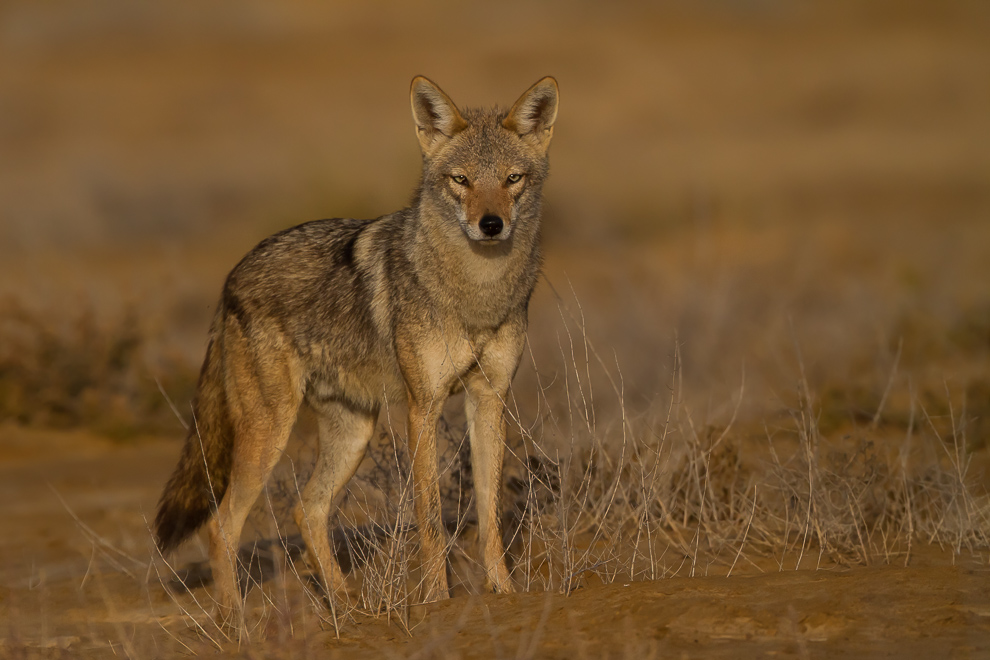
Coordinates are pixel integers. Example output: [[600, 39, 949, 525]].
[[154, 334, 234, 554]]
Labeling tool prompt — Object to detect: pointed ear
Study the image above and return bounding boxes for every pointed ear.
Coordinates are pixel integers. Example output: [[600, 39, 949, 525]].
[[503, 76, 558, 151], [410, 76, 468, 156]]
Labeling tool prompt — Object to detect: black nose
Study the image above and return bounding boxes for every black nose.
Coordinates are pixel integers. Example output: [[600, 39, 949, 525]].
[[479, 215, 504, 237]]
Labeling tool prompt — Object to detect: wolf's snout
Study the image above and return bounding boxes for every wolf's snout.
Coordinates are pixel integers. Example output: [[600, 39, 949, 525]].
[[479, 215, 504, 237]]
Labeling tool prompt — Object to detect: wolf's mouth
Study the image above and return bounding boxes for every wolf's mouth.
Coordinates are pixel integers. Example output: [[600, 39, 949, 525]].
[[464, 228, 514, 251], [471, 234, 510, 244], [461, 223, 512, 243]]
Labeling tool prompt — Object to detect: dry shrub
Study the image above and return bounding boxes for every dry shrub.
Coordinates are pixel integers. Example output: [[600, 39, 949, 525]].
[[0, 299, 196, 438], [170, 295, 990, 639], [8, 280, 985, 643]]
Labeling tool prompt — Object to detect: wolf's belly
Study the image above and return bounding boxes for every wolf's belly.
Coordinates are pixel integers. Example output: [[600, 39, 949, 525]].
[[303, 355, 406, 414]]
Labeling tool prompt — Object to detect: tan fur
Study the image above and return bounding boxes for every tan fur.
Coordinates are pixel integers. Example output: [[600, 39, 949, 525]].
[[154, 76, 558, 623]]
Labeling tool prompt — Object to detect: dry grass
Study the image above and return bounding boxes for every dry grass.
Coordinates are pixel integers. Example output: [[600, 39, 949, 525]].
[[130, 289, 990, 651]]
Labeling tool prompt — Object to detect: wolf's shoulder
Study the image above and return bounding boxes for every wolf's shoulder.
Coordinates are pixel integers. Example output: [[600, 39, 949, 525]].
[[240, 216, 386, 264], [262, 217, 376, 250], [225, 213, 406, 286]]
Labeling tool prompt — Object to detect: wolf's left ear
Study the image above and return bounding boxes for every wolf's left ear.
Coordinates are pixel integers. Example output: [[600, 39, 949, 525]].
[[503, 76, 558, 151], [411, 76, 468, 157]]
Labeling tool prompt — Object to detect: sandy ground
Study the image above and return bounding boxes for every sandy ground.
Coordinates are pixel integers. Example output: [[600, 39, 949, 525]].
[[1, 426, 988, 658]]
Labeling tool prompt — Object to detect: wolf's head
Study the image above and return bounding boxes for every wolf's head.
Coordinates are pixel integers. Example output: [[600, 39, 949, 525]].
[[410, 76, 558, 244]]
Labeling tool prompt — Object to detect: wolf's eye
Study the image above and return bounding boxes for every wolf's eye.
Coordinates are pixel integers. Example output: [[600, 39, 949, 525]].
[[451, 175, 469, 186], [506, 173, 523, 184]]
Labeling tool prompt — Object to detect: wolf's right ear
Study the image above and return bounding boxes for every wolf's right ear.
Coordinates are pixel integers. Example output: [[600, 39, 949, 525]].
[[410, 76, 468, 157], [503, 76, 558, 152]]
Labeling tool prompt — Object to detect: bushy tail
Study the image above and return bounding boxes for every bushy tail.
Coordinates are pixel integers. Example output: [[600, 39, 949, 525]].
[[154, 337, 233, 554]]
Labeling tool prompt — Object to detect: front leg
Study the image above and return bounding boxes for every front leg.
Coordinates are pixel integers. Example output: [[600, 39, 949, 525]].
[[406, 396, 449, 602], [397, 329, 468, 603], [464, 326, 525, 594]]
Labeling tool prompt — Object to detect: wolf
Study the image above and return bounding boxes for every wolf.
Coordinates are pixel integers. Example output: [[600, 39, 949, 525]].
[[154, 75, 559, 621]]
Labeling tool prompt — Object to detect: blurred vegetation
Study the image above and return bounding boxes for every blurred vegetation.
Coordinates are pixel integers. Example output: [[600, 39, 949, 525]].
[[0, 0, 986, 449], [0, 300, 196, 439]]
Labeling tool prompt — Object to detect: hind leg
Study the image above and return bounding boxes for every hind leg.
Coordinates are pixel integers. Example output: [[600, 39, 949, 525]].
[[294, 402, 378, 606], [207, 336, 303, 627], [208, 413, 300, 626]]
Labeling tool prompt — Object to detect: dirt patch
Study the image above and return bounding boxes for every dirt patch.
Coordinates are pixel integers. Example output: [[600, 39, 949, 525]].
[[1, 427, 988, 659]]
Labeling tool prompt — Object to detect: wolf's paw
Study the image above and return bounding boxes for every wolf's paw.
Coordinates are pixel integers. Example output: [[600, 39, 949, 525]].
[[484, 576, 516, 595], [212, 602, 242, 638], [419, 581, 451, 604]]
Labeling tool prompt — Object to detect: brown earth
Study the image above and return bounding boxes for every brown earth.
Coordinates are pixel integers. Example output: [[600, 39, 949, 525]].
[[2, 426, 989, 659]]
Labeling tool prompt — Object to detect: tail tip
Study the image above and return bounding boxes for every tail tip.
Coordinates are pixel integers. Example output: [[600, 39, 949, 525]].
[[154, 502, 210, 556]]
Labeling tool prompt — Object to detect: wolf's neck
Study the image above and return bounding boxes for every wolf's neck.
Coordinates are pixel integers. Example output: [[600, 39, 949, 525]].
[[408, 207, 540, 330]]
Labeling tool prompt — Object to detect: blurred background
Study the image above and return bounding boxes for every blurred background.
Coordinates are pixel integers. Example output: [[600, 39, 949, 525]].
[[1, 0, 988, 440]]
